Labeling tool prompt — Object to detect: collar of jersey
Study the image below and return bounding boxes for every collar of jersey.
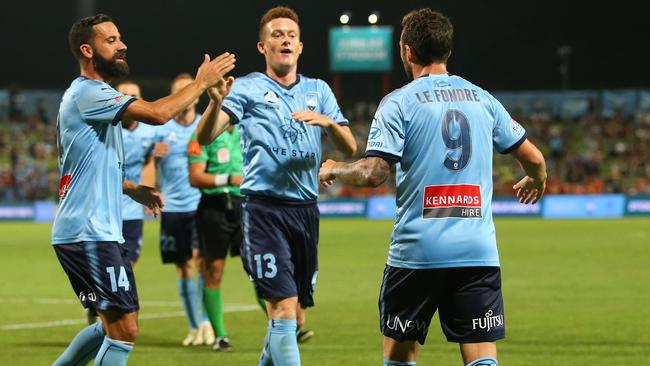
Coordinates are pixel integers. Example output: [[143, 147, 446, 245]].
[[263, 73, 302, 91], [418, 73, 451, 79]]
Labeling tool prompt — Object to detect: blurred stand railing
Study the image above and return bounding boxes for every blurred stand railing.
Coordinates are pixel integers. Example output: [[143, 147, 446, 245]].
[[3, 195, 648, 222]]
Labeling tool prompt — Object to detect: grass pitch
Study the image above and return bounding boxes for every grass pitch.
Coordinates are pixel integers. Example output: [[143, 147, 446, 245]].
[[1, 218, 649, 365]]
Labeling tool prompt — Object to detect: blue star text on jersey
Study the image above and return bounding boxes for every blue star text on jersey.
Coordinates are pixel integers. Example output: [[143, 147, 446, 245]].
[[267, 145, 317, 160]]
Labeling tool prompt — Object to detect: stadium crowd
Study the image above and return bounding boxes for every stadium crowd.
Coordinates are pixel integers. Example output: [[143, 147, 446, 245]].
[[1, 99, 649, 201]]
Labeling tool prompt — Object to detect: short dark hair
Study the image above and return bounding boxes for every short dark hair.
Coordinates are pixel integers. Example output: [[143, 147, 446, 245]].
[[401, 9, 453, 65], [259, 6, 300, 40], [68, 14, 114, 60]]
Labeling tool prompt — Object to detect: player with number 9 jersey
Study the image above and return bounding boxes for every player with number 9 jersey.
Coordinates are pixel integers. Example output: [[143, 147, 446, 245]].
[[366, 74, 526, 269], [318, 9, 547, 365]]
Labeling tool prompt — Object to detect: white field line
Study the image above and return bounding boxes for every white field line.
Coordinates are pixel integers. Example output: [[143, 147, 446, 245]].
[[0, 304, 259, 331], [0, 298, 195, 307]]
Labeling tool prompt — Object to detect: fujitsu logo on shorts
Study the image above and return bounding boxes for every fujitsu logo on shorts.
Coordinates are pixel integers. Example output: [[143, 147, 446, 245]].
[[471, 310, 504, 332], [422, 184, 482, 219], [385, 314, 429, 336]]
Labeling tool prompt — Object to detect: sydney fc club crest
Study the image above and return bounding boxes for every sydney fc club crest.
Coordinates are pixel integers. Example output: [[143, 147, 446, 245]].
[[305, 92, 318, 111]]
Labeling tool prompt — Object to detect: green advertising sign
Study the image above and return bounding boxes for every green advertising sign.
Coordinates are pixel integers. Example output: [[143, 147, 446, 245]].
[[329, 26, 393, 72]]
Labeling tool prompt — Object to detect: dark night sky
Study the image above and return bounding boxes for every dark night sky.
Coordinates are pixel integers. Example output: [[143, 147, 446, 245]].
[[2, 0, 647, 99]]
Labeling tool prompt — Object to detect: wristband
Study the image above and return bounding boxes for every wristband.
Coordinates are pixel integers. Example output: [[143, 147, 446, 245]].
[[214, 174, 228, 187]]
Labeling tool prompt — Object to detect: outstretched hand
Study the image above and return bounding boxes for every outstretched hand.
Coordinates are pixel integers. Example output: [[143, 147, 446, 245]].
[[319, 159, 338, 187], [207, 76, 235, 104], [513, 176, 545, 204], [195, 52, 236, 90]]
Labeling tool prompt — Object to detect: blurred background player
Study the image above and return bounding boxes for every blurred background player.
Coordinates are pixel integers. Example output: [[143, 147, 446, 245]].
[[153, 73, 214, 346], [318, 8, 546, 366], [52, 13, 235, 366], [117, 80, 156, 267], [188, 124, 243, 351], [84, 80, 157, 325], [196, 6, 357, 365]]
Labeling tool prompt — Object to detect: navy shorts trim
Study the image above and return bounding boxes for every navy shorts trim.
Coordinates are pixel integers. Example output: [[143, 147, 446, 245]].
[[379, 266, 505, 345], [197, 194, 242, 261], [54, 241, 139, 313], [241, 195, 319, 307], [246, 193, 317, 206], [122, 220, 143, 262], [160, 212, 198, 265]]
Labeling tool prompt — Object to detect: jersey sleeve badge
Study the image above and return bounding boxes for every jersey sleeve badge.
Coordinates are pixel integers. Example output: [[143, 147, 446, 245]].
[[188, 140, 202, 156]]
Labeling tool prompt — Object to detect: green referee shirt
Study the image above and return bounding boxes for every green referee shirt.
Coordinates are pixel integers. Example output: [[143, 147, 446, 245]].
[[187, 127, 243, 196]]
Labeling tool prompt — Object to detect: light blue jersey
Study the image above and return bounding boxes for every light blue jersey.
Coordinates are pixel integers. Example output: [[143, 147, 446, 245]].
[[222, 72, 348, 201], [52, 77, 135, 244], [121, 123, 156, 220], [155, 115, 201, 212], [366, 74, 526, 269]]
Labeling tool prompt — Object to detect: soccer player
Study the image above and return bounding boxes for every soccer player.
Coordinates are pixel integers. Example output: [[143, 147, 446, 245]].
[[187, 125, 243, 351], [116, 81, 156, 267], [195, 6, 357, 365], [318, 9, 547, 366], [51, 14, 234, 366], [153, 73, 214, 346]]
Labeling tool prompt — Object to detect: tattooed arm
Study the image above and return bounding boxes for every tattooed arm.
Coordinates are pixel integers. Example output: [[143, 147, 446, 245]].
[[319, 157, 391, 187]]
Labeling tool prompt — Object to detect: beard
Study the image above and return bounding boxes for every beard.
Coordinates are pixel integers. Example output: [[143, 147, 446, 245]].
[[93, 50, 129, 79]]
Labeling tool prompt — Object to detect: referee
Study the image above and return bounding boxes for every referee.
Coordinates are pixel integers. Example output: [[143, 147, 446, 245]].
[[188, 125, 243, 352]]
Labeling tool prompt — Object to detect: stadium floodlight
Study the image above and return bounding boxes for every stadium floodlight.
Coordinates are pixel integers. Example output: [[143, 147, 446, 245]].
[[339, 12, 351, 25], [368, 12, 379, 25]]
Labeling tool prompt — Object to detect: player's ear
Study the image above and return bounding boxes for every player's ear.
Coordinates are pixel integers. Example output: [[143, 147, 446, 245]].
[[257, 41, 266, 55], [297, 41, 303, 56], [406, 45, 416, 64], [80, 44, 94, 59]]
